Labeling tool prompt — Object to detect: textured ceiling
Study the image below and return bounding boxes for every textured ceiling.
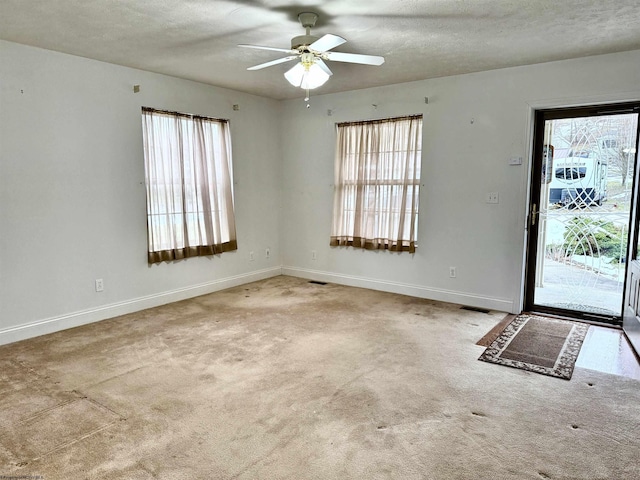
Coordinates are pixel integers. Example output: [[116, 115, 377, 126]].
[[1, 1, 640, 100]]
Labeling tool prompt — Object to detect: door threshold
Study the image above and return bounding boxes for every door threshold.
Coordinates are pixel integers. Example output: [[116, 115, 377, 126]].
[[524, 310, 622, 329]]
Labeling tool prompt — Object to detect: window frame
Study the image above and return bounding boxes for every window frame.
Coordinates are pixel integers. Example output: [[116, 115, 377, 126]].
[[141, 107, 237, 264], [330, 114, 423, 253]]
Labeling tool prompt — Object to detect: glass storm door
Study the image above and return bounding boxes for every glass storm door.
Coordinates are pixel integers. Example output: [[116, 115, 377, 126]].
[[525, 103, 640, 325]]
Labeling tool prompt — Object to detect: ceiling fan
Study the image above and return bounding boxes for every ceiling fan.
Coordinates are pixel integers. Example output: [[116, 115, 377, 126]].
[[239, 12, 385, 93]]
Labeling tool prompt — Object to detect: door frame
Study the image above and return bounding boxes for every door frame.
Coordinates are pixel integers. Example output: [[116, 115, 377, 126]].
[[623, 114, 640, 353], [523, 101, 640, 326]]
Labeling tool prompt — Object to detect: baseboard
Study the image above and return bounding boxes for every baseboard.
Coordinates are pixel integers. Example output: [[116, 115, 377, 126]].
[[2, 265, 514, 346], [282, 266, 514, 313], [0, 267, 282, 346]]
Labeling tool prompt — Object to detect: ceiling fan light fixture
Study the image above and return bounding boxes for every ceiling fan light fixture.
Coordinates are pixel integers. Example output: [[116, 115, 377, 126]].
[[284, 60, 330, 90], [241, 12, 383, 95]]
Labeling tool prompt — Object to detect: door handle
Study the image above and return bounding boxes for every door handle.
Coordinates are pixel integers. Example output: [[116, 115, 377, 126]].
[[531, 203, 538, 226]]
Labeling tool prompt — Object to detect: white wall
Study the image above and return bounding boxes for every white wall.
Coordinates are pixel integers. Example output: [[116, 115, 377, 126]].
[[3, 40, 640, 345], [280, 50, 640, 313], [0, 40, 283, 344]]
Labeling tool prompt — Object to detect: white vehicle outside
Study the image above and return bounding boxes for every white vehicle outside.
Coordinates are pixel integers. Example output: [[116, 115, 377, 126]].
[[548, 149, 607, 208]]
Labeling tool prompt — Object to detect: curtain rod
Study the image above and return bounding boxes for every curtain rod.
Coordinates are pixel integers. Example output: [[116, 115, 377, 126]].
[[336, 114, 422, 128], [142, 107, 228, 123]]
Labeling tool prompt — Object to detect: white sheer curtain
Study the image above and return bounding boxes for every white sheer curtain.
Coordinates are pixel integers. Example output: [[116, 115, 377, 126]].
[[141, 108, 237, 263], [330, 115, 422, 253]]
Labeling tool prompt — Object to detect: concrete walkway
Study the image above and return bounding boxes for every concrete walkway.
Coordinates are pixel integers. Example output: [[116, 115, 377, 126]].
[[535, 258, 624, 315]]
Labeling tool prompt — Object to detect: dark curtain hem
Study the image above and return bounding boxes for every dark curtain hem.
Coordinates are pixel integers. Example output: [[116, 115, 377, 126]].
[[329, 237, 416, 253], [148, 240, 238, 264]]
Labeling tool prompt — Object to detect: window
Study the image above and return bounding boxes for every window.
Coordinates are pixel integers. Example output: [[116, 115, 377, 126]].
[[141, 108, 237, 264], [555, 167, 587, 180], [330, 115, 422, 253]]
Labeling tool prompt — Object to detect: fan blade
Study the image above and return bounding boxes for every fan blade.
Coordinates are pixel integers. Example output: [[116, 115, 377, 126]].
[[315, 59, 333, 77], [239, 44, 297, 54], [309, 34, 346, 53], [324, 51, 385, 66], [248, 56, 298, 71]]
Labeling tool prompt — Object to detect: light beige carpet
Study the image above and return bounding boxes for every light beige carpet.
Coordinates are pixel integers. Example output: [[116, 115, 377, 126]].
[[1, 276, 638, 479]]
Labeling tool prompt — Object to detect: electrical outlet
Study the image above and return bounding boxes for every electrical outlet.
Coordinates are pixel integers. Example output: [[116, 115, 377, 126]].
[[449, 267, 457, 278], [311, 250, 317, 261], [95, 278, 104, 292], [249, 251, 254, 261], [486, 192, 499, 204], [265, 248, 270, 259]]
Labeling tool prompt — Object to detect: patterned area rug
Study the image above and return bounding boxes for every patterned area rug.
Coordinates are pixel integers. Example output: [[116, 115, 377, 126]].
[[478, 313, 590, 380]]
